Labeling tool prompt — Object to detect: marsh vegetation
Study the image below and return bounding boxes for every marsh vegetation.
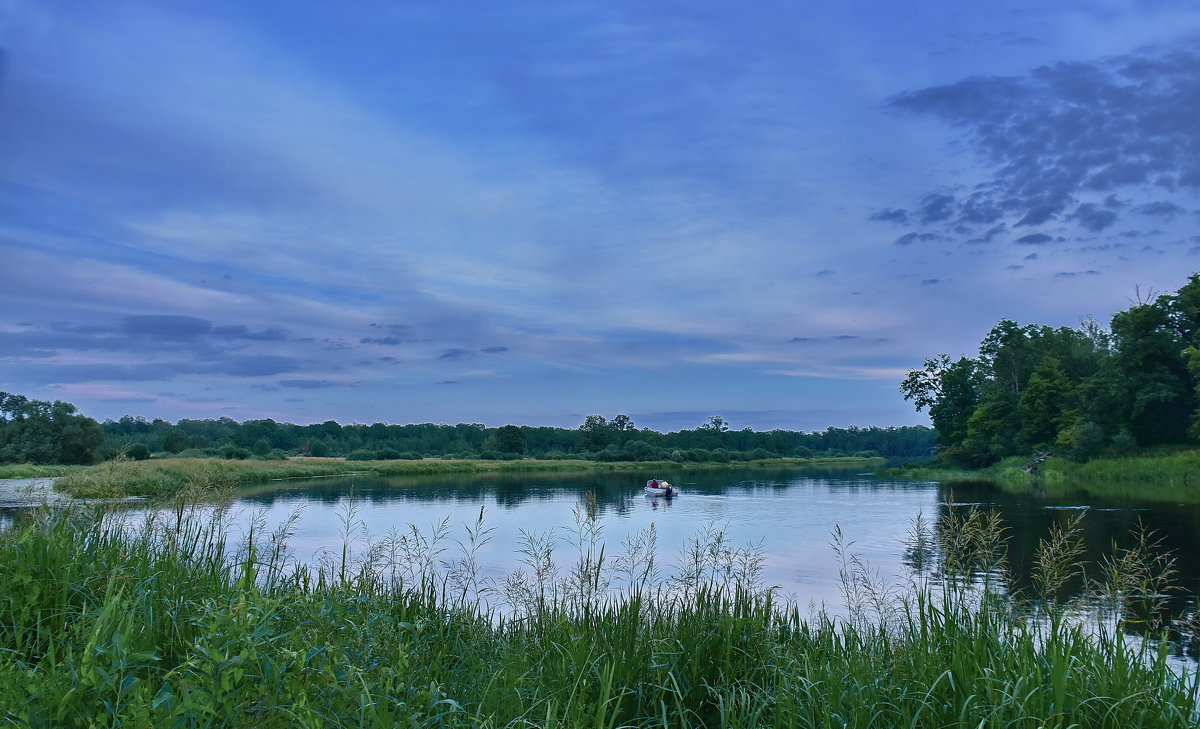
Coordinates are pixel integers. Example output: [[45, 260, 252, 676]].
[[1, 489, 1196, 728]]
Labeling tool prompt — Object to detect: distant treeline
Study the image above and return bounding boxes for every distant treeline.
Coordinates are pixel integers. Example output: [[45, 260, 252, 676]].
[[0, 393, 935, 465], [902, 272, 1200, 467]]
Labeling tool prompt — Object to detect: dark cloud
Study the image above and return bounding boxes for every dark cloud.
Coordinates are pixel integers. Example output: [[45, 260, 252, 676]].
[[958, 192, 1004, 225], [894, 232, 942, 246], [1054, 270, 1101, 278], [918, 193, 956, 224], [1015, 233, 1054, 245], [437, 380, 458, 385], [277, 379, 337, 389], [212, 325, 289, 341], [966, 223, 1007, 244], [212, 355, 300, 377], [921, 279, 941, 285], [369, 323, 410, 330], [480, 346, 508, 353], [884, 45, 1200, 237], [790, 335, 861, 344], [31, 363, 195, 382], [360, 336, 407, 345], [814, 269, 835, 278], [1133, 201, 1185, 219], [122, 315, 212, 340], [439, 349, 470, 359], [1005, 264, 1024, 270], [1069, 203, 1118, 232], [869, 207, 910, 224]]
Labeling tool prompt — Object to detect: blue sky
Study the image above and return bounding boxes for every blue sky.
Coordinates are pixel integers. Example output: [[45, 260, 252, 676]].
[[2, 1, 1199, 431]]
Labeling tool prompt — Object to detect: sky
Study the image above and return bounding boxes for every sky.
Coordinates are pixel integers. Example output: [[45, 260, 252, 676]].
[[2, 1, 1199, 432]]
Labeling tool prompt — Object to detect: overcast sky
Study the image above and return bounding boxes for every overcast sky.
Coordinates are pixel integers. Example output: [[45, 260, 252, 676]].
[[2, 1, 1199, 431]]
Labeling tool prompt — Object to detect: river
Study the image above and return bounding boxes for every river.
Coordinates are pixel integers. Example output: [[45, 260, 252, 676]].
[[5, 465, 1198, 643]]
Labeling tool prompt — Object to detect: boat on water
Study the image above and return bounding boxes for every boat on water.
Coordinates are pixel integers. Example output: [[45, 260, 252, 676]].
[[644, 479, 678, 496]]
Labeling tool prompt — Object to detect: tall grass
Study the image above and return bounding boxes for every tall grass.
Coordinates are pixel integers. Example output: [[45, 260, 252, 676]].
[[0, 463, 89, 479], [891, 451, 1200, 504], [0, 496, 1196, 728], [53, 456, 870, 499]]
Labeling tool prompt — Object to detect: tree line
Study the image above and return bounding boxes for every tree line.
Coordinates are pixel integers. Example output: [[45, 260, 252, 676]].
[[0, 393, 934, 465], [902, 273, 1200, 467]]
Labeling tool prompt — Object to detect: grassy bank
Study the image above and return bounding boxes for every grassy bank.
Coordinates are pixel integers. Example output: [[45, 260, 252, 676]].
[[0, 502, 1194, 728], [53, 455, 880, 499], [886, 451, 1200, 503], [0, 463, 90, 479]]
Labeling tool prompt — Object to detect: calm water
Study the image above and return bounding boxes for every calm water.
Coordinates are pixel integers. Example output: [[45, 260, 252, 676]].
[[137, 466, 1200, 623]]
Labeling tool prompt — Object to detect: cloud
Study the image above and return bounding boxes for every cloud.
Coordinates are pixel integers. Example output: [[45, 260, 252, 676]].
[[277, 379, 338, 389], [917, 193, 956, 224], [480, 346, 509, 353], [1069, 203, 1118, 232], [439, 348, 471, 360], [894, 232, 942, 246], [210, 355, 301, 377], [1015, 233, 1054, 245], [966, 223, 1007, 244], [869, 207, 910, 224], [212, 325, 289, 341], [122, 315, 212, 340], [1134, 201, 1186, 219], [883, 44, 1200, 237]]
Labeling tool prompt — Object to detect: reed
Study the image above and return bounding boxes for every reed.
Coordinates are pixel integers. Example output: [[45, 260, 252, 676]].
[[51, 455, 871, 499], [0, 497, 1195, 728], [0, 463, 89, 479]]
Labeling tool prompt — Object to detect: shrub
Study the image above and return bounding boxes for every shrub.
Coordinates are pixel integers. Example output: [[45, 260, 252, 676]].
[[124, 443, 151, 461], [219, 444, 251, 460], [346, 449, 377, 461]]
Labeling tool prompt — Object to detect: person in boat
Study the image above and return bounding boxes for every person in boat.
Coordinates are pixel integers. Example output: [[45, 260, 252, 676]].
[[650, 479, 659, 488]]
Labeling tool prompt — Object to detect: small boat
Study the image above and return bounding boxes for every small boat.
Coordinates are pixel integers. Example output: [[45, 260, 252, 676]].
[[644, 479, 678, 496]]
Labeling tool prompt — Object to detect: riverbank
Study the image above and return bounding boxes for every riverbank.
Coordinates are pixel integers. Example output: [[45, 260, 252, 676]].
[[53, 455, 883, 499], [884, 451, 1200, 503], [0, 478, 67, 507], [0, 500, 1193, 728]]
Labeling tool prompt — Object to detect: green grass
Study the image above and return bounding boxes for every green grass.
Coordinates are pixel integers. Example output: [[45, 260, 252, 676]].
[[0, 500, 1195, 728], [886, 451, 1200, 503], [53, 456, 880, 498], [0, 463, 90, 479]]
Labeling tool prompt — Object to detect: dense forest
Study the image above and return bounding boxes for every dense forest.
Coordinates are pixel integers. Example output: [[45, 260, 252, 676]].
[[0, 394, 935, 466], [903, 273, 1200, 467]]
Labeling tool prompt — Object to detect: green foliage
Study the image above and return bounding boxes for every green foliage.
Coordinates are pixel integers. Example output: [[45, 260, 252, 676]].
[[124, 443, 151, 461], [0, 504, 1196, 728], [904, 274, 1200, 467], [0, 392, 104, 465]]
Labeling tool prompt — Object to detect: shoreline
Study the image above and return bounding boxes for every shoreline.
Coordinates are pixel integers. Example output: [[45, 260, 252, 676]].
[[0, 478, 65, 507]]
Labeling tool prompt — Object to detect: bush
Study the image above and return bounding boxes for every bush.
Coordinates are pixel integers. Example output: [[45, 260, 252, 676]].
[[345, 449, 377, 461], [397, 451, 423, 460], [1066, 421, 1107, 462], [124, 443, 151, 461], [219, 444, 251, 460], [375, 448, 401, 460]]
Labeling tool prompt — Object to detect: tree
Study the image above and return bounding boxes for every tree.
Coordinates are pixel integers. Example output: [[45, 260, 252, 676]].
[[0, 392, 103, 464], [493, 425, 525, 455], [577, 415, 612, 451], [1018, 356, 1076, 447]]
